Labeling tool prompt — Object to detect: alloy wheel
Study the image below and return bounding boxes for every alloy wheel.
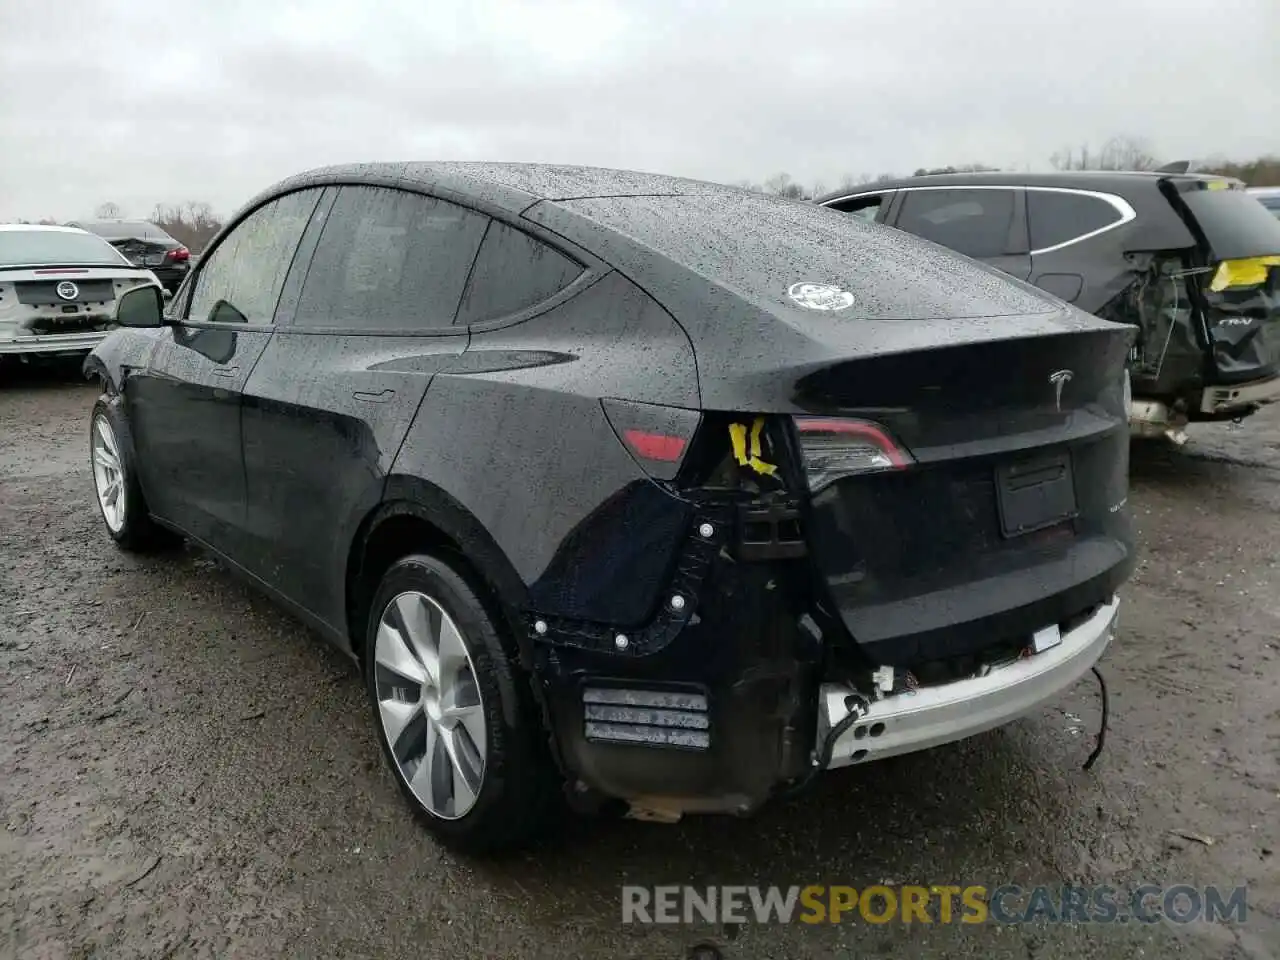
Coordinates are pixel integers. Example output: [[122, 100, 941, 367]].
[[91, 415, 126, 533], [373, 591, 487, 820]]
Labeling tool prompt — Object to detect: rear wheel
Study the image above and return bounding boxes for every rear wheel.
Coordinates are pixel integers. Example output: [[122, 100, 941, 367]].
[[364, 552, 556, 854], [90, 395, 177, 552]]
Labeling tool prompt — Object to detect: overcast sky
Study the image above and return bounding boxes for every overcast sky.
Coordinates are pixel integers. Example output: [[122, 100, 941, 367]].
[[2, 0, 1276, 222]]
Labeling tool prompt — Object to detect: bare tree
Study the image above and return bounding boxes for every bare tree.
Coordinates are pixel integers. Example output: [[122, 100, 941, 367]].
[[761, 173, 808, 200], [148, 200, 224, 252], [1051, 136, 1158, 172], [94, 201, 123, 219]]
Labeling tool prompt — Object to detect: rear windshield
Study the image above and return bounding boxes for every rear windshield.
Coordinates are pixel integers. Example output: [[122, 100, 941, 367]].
[[554, 193, 1059, 321], [79, 220, 175, 243], [0, 230, 130, 267], [1180, 188, 1280, 260]]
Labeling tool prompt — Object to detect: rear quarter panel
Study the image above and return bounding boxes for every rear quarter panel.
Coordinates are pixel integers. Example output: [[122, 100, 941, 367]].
[[387, 271, 700, 616]]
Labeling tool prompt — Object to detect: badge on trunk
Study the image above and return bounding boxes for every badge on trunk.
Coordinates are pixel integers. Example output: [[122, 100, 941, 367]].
[[55, 281, 80, 301], [787, 282, 854, 312]]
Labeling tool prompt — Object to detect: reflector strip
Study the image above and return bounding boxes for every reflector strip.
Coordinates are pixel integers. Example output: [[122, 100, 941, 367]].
[[623, 429, 687, 462]]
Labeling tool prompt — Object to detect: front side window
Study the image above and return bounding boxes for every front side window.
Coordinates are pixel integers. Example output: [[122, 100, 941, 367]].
[[1028, 191, 1125, 251], [292, 185, 490, 330], [454, 220, 583, 325], [896, 189, 1016, 259], [188, 189, 322, 324]]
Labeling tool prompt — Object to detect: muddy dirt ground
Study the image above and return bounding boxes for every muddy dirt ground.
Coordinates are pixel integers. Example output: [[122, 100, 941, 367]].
[[1, 361, 1277, 959]]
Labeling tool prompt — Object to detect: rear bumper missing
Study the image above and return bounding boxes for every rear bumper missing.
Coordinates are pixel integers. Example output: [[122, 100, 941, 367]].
[[0, 330, 108, 356], [820, 597, 1118, 769]]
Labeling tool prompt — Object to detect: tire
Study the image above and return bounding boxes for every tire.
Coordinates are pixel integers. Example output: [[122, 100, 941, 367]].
[[89, 394, 178, 552], [364, 552, 557, 854]]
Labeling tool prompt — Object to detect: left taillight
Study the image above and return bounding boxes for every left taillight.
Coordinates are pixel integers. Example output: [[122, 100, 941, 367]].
[[793, 416, 914, 493]]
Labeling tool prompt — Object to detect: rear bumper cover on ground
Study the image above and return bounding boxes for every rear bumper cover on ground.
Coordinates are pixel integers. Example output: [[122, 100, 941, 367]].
[[0, 331, 108, 356], [820, 597, 1118, 769]]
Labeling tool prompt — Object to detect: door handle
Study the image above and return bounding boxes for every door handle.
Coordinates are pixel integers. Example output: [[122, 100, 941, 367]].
[[354, 389, 396, 403], [212, 366, 240, 378]]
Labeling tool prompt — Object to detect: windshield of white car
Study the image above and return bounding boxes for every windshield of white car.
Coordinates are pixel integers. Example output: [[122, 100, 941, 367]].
[[0, 230, 131, 267]]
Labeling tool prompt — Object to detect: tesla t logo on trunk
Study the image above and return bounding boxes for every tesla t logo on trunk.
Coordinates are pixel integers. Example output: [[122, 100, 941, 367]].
[[1049, 369, 1073, 412], [55, 281, 79, 301]]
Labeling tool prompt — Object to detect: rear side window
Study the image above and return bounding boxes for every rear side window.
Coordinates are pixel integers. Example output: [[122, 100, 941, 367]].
[[188, 188, 322, 324], [828, 194, 891, 222], [896, 189, 1015, 258], [454, 220, 583, 325], [1028, 191, 1126, 251], [293, 185, 489, 330]]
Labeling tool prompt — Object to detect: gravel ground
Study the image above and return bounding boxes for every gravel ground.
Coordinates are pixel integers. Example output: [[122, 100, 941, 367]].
[[1, 361, 1278, 960]]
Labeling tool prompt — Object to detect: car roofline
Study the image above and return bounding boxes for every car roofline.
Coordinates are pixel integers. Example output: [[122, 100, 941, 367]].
[[815, 170, 1244, 206]]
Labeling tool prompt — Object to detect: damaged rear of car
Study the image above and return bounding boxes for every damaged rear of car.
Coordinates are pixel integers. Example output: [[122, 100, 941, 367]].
[[0, 225, 162, 362], [817, 172, 1280, 442], [1105, 178, 1280, 438], [525, 189, 1134, 822], [67, 219, 191, 293]]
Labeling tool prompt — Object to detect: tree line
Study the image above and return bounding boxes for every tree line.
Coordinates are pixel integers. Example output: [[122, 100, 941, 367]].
[[741, 137, 1280, 200], [12, 137, 1278, 232]]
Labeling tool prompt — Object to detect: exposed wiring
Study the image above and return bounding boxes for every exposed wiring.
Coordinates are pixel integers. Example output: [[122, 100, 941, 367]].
[[1082, 665, 1109, 771], [776, 693, 869, 801], [1152, 273, 1179, 381]]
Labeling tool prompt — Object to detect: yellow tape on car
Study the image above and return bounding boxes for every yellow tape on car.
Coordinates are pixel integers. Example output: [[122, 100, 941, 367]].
[[1210, 256, 1280, 292], [729, 418, 777, 476]]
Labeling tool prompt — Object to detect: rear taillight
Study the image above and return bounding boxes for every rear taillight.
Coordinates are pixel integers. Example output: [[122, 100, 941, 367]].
[[601, 398, 702, 481], [167, 247, 190, 262], [793, 416, 914, 493]]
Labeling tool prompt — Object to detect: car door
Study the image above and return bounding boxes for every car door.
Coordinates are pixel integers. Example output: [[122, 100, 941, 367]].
[[125, 188, 325, 553], [237, 184, 487, 633], [891, 187, 1032, 280]]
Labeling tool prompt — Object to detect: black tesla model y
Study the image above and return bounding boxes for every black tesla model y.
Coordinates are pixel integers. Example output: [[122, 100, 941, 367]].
[[85, 163, 1135, 853]]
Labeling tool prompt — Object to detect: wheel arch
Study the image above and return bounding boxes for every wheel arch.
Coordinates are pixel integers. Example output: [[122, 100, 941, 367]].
[[82, 353, 118, 393], [344, 476, 531, 670]]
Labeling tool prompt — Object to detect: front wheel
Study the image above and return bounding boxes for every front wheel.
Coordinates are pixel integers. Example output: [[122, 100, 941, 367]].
[[89, 395, 177, 552], [364, 553, 557, 854]]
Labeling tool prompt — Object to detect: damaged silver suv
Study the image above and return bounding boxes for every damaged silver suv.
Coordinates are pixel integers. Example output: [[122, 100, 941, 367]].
[[818, 172, 1280, 443]]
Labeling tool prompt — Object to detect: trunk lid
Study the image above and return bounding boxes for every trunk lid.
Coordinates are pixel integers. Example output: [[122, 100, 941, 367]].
[[791, 326, 1134, 668], [108, 237, 175, 268], [1168, 181, 1280, 384]]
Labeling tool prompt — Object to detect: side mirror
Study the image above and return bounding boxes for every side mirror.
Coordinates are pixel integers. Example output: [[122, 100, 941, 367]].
[[162, 289, 174, 303], [116, 285, 166, 328]]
